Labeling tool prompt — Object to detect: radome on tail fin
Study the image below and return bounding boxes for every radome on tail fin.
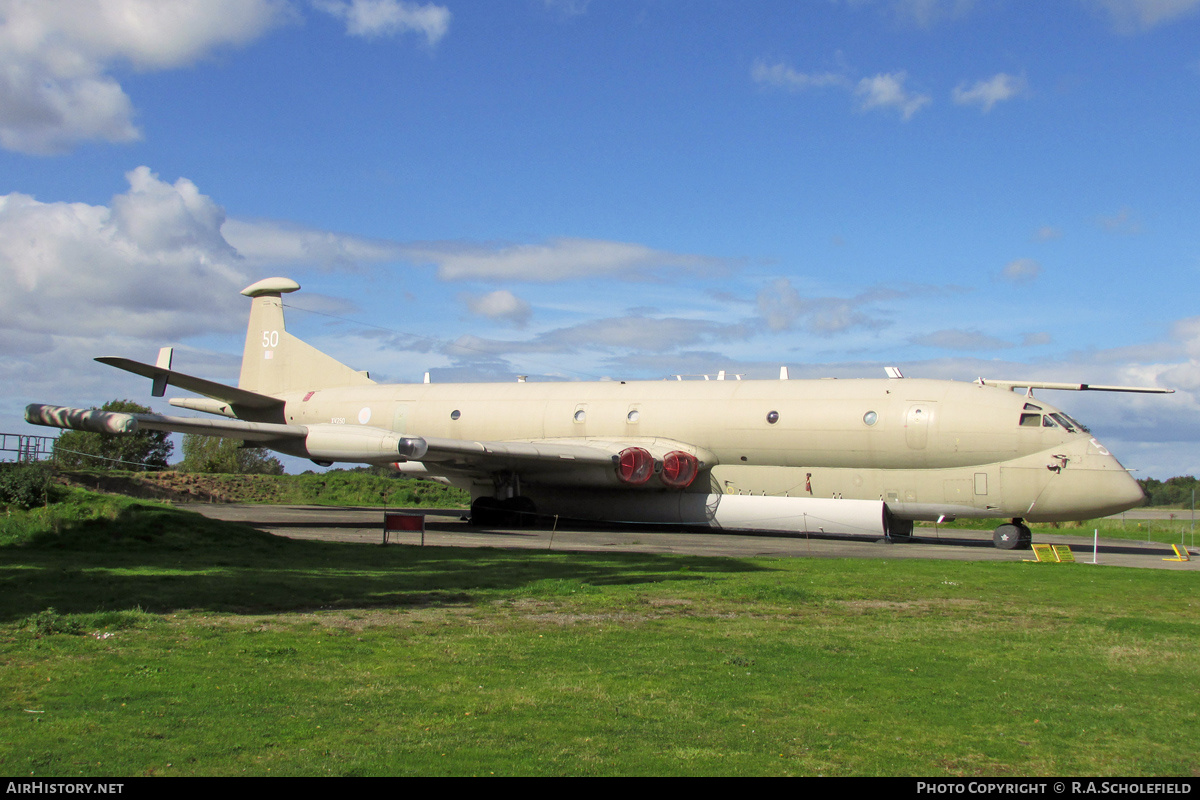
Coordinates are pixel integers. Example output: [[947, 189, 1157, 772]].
[[238, 277, 375, 396], [93, 278, 374, 414]]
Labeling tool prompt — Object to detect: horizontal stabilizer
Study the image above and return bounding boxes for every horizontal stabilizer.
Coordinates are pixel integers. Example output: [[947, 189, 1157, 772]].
[[976, 378, 1174, 394], [96, 357, 283, 409]]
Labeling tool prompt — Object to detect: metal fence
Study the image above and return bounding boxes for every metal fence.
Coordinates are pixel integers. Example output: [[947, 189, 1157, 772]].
[[0, 432, 55, 463]]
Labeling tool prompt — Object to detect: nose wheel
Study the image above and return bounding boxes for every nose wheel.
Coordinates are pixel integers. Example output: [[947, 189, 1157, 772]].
[[993, 520, 1032, 550]]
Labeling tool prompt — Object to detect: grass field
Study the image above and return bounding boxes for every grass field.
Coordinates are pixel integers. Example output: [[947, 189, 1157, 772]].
[[2, 491, 1198, 777]]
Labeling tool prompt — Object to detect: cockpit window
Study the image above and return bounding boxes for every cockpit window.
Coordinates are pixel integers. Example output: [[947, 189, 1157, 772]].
[[1061, 412, 1091, 433], [1050, 413, 1078, 433], [1019, 405, 1090, 433]]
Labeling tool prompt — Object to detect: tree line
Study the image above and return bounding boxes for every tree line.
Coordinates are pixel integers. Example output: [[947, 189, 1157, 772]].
[[1136, 476, 1200, 509]]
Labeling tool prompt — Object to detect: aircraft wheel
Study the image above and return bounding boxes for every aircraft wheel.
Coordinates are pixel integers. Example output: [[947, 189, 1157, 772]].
[[889, 518, 915, 542], [993, 523, 1025, 550], [505, 496, 538, 528], [471, 497, 503, 527]]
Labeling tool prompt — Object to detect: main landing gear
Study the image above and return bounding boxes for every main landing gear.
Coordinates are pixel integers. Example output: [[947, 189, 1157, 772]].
[[886, 517, 915, 543], [470, 496, 538, 528], [993, 519, 1032, 550]]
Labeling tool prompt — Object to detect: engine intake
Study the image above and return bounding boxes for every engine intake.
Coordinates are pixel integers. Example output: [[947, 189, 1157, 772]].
[[616, 447, 653, 484], [660, 450, 699, 488]]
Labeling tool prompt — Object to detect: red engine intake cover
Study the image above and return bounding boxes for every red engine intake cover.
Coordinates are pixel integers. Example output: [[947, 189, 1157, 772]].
[[660, 450, 699, 489], [616, 447, 654, 484]]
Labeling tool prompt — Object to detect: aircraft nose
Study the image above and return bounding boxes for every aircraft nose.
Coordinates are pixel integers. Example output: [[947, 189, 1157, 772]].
[[1093, 466, 1145, 515], [1036, 449, 1144, 520]]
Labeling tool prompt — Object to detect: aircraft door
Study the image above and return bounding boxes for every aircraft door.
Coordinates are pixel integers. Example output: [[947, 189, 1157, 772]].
[[393, 402, 412, 434]]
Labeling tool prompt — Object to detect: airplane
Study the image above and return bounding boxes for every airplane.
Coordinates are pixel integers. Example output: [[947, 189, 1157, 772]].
[[26, 276, 1173, 550]]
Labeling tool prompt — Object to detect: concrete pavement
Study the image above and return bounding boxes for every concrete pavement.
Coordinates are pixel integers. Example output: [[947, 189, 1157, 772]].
[[186, 503, 1199, 571]]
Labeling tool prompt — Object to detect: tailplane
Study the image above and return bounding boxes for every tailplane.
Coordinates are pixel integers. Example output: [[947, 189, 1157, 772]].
[[239, 277, 376, 396]]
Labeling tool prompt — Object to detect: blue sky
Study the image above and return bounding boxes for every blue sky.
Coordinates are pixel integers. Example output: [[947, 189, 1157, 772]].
[[2, 0, 1199, 478]]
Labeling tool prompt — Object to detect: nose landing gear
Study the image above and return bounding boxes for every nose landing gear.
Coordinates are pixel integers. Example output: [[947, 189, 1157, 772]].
[[993, 519, 1032, 550]]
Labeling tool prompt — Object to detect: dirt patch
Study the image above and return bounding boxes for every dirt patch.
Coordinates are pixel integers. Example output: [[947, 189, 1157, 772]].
[[60, 470, 238, 503], [836, 598, 984, 612]]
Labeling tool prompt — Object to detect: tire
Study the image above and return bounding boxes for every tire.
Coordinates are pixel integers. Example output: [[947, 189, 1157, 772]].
[[470, 497, 502, 527], [993, 523, 1023, 550]]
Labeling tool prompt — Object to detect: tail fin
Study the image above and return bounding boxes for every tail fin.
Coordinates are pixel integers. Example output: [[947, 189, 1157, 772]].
[[238, 277, 376, 395]]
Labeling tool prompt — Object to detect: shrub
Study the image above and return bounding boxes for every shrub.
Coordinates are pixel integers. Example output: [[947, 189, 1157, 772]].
[[0, 464, 59, 509], [24, 607, 84, 637]]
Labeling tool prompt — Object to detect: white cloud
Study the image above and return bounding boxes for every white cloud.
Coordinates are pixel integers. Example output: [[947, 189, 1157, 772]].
[[753, 60, 935, 122], [443, 315, 750, 361], [1021, 332, 1053, 346], [755, 278, 962, 334], [911, 329, 1013, 350], [952, 73, 1026, 112], [1034, 225, 1063, 242], [751, 60, 850, 91], [1086, 0, 1200, 32], [313, 0, 450, 44], [1098, 206, 1144, 234], [855, 72, 931, 120], [541, 0, 591, 16], [757, 278, 871, 334], [222, 219, 406, 270], [0, 0, 290, 154], [463, 290, 532, 327], [888, 0, 977, 27], [405, 238, 733, 282], [1000, 258, 1042, 284], [0, 166, 247, 340]]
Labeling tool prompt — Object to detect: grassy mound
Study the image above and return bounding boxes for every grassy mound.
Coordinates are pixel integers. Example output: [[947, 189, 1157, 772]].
[[55, 468, 470, 507]]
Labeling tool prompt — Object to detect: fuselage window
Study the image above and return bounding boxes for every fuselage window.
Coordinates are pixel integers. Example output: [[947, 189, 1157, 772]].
[[1019, 413, 1042, 427], [1042, 415, 1060, 429], [863, 411, 878, 426]]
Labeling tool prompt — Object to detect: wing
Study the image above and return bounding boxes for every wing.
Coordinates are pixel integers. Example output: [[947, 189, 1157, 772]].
[[26, 404, 303, 441], [25, 404, 714, 485], [403, 436, 715, 488], [975, 378, 1174, 394]]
